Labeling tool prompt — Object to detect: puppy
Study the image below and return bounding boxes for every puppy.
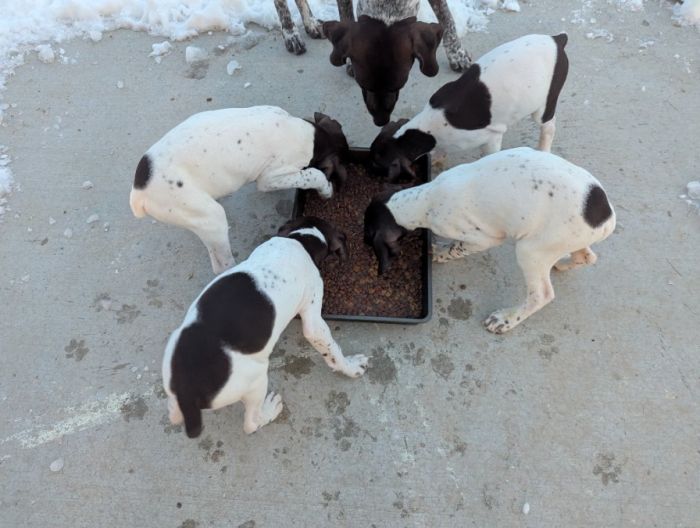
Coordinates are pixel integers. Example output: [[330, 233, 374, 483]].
[[321, 0, 471, 126], [129, 107, 349, 274], [364, 147, 616, 334], [370, 34, 569, 180], [163, 216, 369, 438]]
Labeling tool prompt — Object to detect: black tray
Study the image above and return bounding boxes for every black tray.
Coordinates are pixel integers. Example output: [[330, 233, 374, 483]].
[[291, 148, 432, 325]]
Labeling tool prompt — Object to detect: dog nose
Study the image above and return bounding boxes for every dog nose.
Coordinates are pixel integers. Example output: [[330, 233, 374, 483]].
[[372, 113, 390, 126]]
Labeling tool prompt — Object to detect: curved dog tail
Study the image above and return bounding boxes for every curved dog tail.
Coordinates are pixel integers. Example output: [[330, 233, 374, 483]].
[[129, 188, 147, 218], [129, 154, 152, 218], [178, 392, 203, 438]]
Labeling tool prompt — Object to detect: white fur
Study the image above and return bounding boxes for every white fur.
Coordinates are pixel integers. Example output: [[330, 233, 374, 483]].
[[162, 230, 368, 434], [129, 106, 333, 274], [387, 147, 616, 333], [397, 34, 562, 156]]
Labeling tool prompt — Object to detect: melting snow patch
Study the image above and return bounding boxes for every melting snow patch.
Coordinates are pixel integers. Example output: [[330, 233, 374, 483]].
[[81, 180, 93, 190], [226, 59, 241, 75], [185, 46, 208, 63], [611, 0, 644, 11], [680, 181, 700, 212], [86, 214, 100, 224], [63, 228, 73, 239], [35, 44, 55, 63], [49, 458, 64, 472], [673, 0, 700, 27], [0, 146, 13, 221], [586, 28, 615, 42], [150, 41, 173, 59]]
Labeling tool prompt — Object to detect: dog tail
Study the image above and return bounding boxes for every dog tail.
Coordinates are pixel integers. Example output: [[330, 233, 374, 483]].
[[129, 154, 152, 218], [129, 188, 148, 218], [553, 32, 568, 48], [178, 392, 203, 438]]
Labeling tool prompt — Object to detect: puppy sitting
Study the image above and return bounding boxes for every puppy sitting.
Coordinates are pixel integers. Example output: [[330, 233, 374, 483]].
[[364, 147, 616, 334], [163, 216, 369, 438], [370, 34, 569, 180], [129, 107, 349, 274]]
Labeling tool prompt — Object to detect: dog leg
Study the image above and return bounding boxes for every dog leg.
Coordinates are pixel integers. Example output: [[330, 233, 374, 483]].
[[187, 200, 235, 275], [241, 375, 283, 434], [481, 132, 504, 156], [337, 0, 354, 21], [294, 0, 324, 38], [168, 394, 184, 425], [538, 117, 556, 153], [427, 0, 471, 72], [274, 0, 306, 54], [433, 230, 503, 263], [554, 246, 597, 272], [484, 241, 558, 334], [257, 168, 333, 199], [301, 301, 368, 378], [141, 191, 234, 274]]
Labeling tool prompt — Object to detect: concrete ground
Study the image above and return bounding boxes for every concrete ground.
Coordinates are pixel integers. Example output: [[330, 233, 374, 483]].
[[1, 1, 699, 527]]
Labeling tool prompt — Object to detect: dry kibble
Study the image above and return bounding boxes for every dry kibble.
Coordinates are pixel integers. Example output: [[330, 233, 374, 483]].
[[302, 163, 424, 318]]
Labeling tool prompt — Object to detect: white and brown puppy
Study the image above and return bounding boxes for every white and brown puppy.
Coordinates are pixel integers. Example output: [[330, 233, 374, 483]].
[[370, 34, 569, 180], [163, 216, 369, 438], [129, 106, 349, 274], [364, 147, 616, 334]]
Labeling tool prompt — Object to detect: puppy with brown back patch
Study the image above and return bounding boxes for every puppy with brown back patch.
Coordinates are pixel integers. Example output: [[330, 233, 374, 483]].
[[364, 147, 616, 334], [370, 34, 569, 180], [129, 107, 349, 274], [163, 217, 369, 439]]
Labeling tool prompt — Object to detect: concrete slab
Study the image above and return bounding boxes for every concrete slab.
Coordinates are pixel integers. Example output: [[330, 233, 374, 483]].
[[1, 2, 699, 527]]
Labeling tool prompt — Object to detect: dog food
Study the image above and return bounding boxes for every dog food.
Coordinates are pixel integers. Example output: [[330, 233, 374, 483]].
[[301, 163, 424, 319]]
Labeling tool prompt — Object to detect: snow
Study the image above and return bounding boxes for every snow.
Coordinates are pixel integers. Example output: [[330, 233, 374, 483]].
[[226, 59, 241, 75], [149, 41, 173, 59], [86, 214, 100, 224], [185, 45, 208, 63], [49, 458, 64, 472], [81, 180, 94, 190], [687, 181, 700, 200], [673, 0, 700, 27], [0, 146, 13, 221], [35, 44, 55, 64]]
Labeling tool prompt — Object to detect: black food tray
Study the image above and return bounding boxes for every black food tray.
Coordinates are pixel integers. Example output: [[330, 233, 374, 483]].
[[291, 148, 432, 324]]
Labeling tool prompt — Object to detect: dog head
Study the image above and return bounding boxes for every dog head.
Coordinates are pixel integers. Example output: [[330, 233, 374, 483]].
[[323, 16, 443, 126], [278, 216, 348, 267], [363, 191, 408, 275], [370, 121, 436, 182], [309, 112, 350, 190]]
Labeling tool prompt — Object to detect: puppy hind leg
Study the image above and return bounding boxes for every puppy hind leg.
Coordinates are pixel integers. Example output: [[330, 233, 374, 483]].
[[241, 375, 283, 434], [538, 117, 556, 153], [168, 394, 184, 425], [188, 200, 234, 274], [481, 133, 504, 156], [484, 241, 558, 334], [554, 246, 597, 272]]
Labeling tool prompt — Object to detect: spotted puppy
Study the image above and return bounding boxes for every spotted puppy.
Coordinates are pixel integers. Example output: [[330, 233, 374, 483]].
[[129, 106, 349, 274], [364, 147, 616, 334], [370, 34, 569, 180], [320, 0, 470, 126], [163, 216, 369, 438]]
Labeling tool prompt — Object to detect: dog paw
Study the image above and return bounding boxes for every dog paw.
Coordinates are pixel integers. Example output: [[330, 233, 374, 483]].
[[483, 310, 516, 334], [431, 244, 450, 263], [447, 48, 472, 73], [260, 392, 284, 425], [305, 18, 324, 39], [284, 31, 307, 55], [345, 63, 355, 78], [343, 354, 369, 378], [318, 184, 333, 199]]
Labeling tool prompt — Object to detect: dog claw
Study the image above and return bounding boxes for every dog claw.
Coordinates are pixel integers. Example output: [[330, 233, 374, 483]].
[[448, 49, 472, 73]]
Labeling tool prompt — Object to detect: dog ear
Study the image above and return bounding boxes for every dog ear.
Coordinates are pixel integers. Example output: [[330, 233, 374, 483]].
[[396, 129, 436, 161], [411, 22, 443, 77], [329, 230, 349, 261], [387, 157, 415, 183], [372, 234, 393, 275], [323, 20, 353, 66], [277, 218, 304, 237]]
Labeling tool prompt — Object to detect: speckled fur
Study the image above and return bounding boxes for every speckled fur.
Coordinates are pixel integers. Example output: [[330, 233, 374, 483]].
[[163, 221, 368, 437], [380, 148, 616, 333], [129, 106, 344, 274]]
